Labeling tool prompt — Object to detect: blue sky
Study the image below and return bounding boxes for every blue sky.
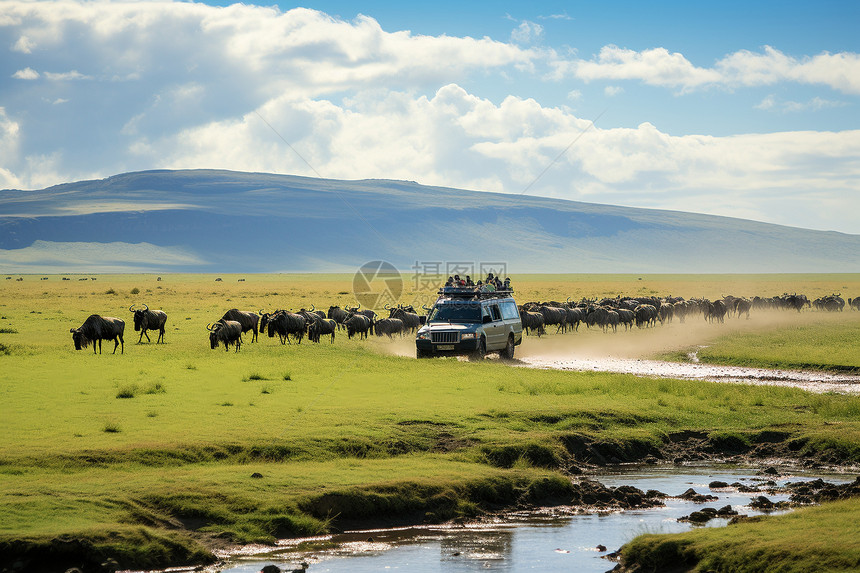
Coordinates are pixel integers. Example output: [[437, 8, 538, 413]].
[[2, 0, 859, 233]]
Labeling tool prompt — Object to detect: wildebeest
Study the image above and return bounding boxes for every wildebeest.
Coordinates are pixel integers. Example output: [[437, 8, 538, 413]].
[[344, 313, 372, 339], [537, 305, 567, 333], [518, 306, 546, 336], [346, 305, 377, 334], [307, 316, 338, 343], [850, 297, 860, 311], [374, 317, 404, 339], [208, 319, 242, 352], [266, 311, 306, 344], [221, 309, 259, 342], [70, 315, 125, 354], [634, 304, 658, 328], [386, 304, 421, 333], [327, 305, 350, 327], [617, 308, 635, 330], [129, 304, 167, 344]]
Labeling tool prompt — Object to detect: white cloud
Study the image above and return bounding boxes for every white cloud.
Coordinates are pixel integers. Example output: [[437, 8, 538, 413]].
[[604, 85, 623, 96], [12, 35, 34, 53], [12, 67, 39, 79], [559, 45, 722, 91], [756, 94, 847, 113], [556, 44, 860, 95], [43, 70, 90, 81], [510, 20, 543, 45]]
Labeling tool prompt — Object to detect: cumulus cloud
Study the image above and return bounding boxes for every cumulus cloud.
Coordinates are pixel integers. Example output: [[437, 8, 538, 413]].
[[12, 35, 34, 53], [137, 83, 860, 232], [556, 44, 860, 94], [12, 67, 38, 79]]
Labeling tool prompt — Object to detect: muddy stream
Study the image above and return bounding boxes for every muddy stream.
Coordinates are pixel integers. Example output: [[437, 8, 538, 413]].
[[197, 466, 854, 573]]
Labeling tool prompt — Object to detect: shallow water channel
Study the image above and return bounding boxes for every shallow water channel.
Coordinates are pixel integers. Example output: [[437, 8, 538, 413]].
[[206, 465, 853, 573]]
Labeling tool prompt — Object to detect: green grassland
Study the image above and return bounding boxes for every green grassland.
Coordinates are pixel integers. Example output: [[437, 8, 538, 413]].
[[1, 273, 859, 570], [620, 497, 860, 573]]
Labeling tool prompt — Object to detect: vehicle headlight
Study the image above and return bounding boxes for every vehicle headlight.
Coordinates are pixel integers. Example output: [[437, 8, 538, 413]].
[[460, 332, 476, 339], [417, 332, 430, 340]]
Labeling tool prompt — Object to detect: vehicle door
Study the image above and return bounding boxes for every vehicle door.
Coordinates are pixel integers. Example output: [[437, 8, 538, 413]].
[[500, 301, 523, 343], [485, 303, 504, 349]]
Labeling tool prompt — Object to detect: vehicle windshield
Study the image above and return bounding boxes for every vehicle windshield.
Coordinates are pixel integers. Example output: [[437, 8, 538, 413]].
[[428, 304, 481, 323]]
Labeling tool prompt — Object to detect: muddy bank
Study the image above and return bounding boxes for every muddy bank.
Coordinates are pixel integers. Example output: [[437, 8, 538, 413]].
[[519, 355, 860, 394]]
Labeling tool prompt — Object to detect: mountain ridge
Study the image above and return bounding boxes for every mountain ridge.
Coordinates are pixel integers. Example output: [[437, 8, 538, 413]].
[[0, 169, 857, 273]]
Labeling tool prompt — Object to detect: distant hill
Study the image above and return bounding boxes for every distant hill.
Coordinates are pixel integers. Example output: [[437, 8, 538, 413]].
[[1, 169, 858, 273]]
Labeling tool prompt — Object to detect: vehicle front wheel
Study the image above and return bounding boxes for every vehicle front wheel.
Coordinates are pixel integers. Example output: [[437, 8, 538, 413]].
[[416, 348, 431, 359], [469, 338, 486, 361], [500, 335, 515, 360]]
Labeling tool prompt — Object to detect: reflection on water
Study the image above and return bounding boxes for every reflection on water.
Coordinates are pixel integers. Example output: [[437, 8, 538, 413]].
[[211, 465, 853, 573]]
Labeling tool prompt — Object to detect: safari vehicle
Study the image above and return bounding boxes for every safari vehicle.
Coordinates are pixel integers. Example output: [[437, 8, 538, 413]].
[[415, 287, 523, 360]]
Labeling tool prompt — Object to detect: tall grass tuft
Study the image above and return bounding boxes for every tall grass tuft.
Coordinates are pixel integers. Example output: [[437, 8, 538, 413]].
[[116, 385, 137, 399], [143, 382, 166, 394], [102, 420, 121, 433], [130, 287, 140, 295]]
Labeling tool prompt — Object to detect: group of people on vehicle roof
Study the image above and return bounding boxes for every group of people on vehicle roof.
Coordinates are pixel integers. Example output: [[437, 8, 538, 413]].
[[444, 273, 512, 292]]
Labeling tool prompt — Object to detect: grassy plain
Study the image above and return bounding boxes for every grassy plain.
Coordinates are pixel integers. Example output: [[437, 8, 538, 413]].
[[1, 273, 859, 570]]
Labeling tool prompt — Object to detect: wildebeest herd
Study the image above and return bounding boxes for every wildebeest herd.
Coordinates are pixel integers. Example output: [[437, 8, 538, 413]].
[[68, 292, 853, 354], [517, 292, 846, 336]]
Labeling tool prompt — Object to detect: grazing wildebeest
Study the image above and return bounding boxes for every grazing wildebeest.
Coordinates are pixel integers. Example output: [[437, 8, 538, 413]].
[[208, 320, 242, 352], [374, 317, 405, 339], [70, 315, 125, 354], [129, 304, 168, 344], [850, 297, 860, 311], [221, 309, 259, 342]]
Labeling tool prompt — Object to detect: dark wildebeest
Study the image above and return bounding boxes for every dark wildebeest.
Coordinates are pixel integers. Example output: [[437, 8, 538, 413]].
[[518, 305, 545, 337], [346, 305, 377, 334], [849, 297, 860, 311], [538, 305, 567, 333], [129, 304, 167, 344], [71, 315, 125, 354], [307, 316, 338, 343], [634, 304, 658, 328], [374, 317, 404, 339], [208, 319, 242, 352], [733, 298, 752, 319], [266, 311, 306, 344], [344, 313, 372, 339], [387, 304, 421, 333], [617, 308, 635, 330], [327, 306, 350, 328], [221, 309, 259, 342], [564, 305, 585, 332]]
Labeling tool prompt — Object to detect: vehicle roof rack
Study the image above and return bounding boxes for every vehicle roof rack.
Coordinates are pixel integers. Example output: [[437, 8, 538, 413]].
[[436, 287, 514, 300]]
